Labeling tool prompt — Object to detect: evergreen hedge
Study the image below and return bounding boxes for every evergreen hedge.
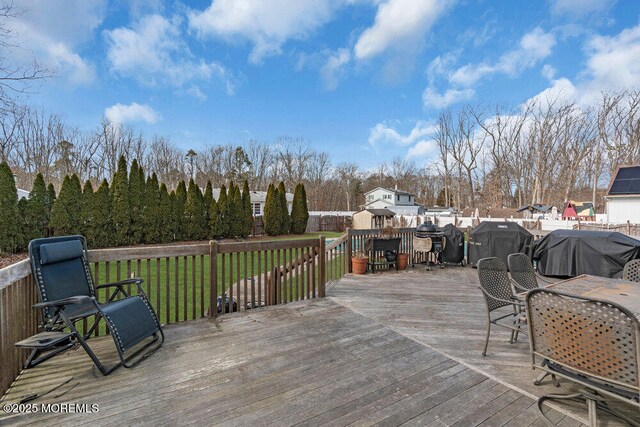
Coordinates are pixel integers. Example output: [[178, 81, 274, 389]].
[[1, 156, 310, 253]]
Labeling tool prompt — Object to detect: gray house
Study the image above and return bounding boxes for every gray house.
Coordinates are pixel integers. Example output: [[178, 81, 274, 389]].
[[362, 187, 424, 215]]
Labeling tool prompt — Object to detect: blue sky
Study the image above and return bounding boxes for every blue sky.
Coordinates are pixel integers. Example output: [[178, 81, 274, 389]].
[[8, 0, 640, 169]]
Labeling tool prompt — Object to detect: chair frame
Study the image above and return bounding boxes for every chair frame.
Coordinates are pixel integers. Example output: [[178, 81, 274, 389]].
[[477, 257, 527, 357], [526, 288, 640, 426], [623, 259, 640, 283], [27, 235, 164, 375], [507, 252, 554, 293]]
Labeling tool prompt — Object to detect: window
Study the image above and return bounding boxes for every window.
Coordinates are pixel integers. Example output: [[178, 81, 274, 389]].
[[383, 194, 391, 200], [397, 195, 400, 201], [253, 203, 261, 215]]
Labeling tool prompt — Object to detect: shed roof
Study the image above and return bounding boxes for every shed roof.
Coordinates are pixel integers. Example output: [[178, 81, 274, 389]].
[[355, 208, 395, 217]]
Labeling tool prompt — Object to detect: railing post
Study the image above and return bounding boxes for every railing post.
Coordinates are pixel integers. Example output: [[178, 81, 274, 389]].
[[346, 227, 353, 273], [209, 240, 218, 318], [318, 236, 326, 298]]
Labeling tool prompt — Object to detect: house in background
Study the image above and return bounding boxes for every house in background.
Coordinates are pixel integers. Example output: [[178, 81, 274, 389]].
[[211, 189, 293, 216], [352, 208, 395, 229], [562, 201, 595, 221], [17, 189, 29, 200], [606, 165, 640, 224], [517, 204, 555, 219], [362, 187, 424, 215], [423, 206, 457, 217]]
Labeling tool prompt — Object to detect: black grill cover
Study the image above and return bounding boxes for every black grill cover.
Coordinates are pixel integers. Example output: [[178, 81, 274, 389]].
[[442, 224, 464, 263], [532, 230, 640, 278], [468, 221, 533, 268]]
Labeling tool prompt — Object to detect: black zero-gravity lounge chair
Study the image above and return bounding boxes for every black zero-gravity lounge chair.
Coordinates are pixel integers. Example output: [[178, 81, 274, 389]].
[[22, 235, 164, 375]]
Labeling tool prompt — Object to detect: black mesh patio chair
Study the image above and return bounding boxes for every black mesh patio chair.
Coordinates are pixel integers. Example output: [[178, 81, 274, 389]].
[[477, 257, 526, 357], [507, 252, 553, 292], [24, 235, 164, 375], [623, 259, 640, 283], [527, 288, 640, 426]]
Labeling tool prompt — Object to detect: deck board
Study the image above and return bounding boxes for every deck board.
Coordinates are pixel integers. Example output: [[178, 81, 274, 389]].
[[329, 266, 636, 426], [0, 265, 629, 426]]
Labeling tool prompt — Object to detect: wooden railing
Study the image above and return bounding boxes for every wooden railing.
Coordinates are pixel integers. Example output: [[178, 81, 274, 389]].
[[346, 228, 428, 272], [324, 233, 349, 286], [210, 238, 325, 314], [0, 236, 330, 396]]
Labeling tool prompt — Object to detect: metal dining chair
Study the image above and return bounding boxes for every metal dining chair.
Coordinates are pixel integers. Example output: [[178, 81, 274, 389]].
[[477, 257, 526, 356], [508, 252, 554, 292], [527, 288, 640, 426], [623, 259, 640, 282]]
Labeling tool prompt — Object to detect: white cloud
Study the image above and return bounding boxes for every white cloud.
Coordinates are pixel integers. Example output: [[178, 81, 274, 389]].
[[579, 24, 640, 103], [422, 87, 475, 109], [541, 64, 556, 80], [449, 27, 556, 87], [105, 14, 234, 96], [407, 140, 436, 158], [527, 77, 577, 109], [426, 51, 459, 84], [354, 0, 449, 61], [105, 102, 159, 124], [368, 120, 436, 147], [189, 0, 338, 64], [320, 48, 351, 90], [526, 24, 640, 108], [7, 0, 105, 86], [551, 0, 614, 18]]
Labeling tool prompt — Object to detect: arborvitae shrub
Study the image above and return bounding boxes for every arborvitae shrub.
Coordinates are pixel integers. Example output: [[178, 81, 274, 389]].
[[217, 185, 229, 238], [90, 180, 113, 248], [174, 181, 187, 241], [143, 173, 161, 244], [129, 159, 145, 243], [278, 181, 290, 235], [184, 179, 207, 240], [24, 173, 49, 242], [81, 180, 94, 237], [111, 155, 131, 245], [158, 184, 173, 243], [291, 183, 310, 234], [241, 180, 253, 238], [263, 183, 280, 236]]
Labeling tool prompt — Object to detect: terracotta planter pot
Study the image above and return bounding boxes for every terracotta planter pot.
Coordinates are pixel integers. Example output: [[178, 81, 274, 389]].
[[352, 257, 368, 274], [397, 253, 409, 270]]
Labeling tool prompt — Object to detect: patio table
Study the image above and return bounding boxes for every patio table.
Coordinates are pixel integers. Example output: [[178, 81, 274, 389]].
[[533, 274, 640, 317]]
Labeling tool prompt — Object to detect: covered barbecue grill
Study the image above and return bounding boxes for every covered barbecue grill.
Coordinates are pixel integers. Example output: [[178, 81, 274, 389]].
[[441, 224, 465, 265], [467, 221, 533, 268], [414, 221, 446, 269], [533, 229, 640, 278]]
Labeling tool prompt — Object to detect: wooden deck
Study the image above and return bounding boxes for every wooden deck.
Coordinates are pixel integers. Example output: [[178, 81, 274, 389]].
[[0, 266, 633, 425]]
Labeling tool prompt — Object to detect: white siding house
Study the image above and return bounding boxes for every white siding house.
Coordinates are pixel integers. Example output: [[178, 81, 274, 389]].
[[362, 187, 424, 215], [211, 189, 293, 216], [605, 165, 640, 223]]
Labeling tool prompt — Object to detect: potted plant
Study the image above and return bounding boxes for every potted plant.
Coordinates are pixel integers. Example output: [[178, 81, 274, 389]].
[[351, 251, 368, 274], [397, 252, 409, 270]]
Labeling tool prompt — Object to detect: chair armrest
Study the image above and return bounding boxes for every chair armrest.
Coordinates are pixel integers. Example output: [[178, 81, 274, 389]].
[[478, 287, 525, 307], [33, 295, 93, 309], [95, 278, 143, 290], [510, 279, 530, 293], [535, 274, 555, 285]]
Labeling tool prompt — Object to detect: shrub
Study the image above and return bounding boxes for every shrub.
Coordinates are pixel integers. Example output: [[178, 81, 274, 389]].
[[111, 155, 131, 245], [291, 183, 309, 234], [24, 173, 49, 242], [89, 180, 113, 247], [278, 182, 290, 235]]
